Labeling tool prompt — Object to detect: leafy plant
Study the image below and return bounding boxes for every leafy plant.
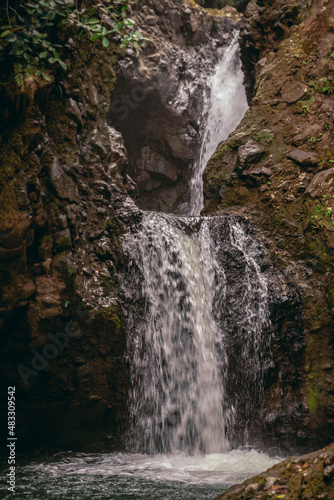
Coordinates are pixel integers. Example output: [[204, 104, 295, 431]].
[[298, 99, 312, 113], [257, 130, 274, 143], [319, 78, 333, 94], [0, 0, 147, 92], [311, 203, 334, 231]]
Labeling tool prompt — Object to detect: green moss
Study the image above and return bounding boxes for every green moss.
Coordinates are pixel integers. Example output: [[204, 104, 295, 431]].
[[257, 130, 274, 143], [311, 203, 334, 231], [59, 235, 72, 250], [100, 304, 123, 334], [305, 337, 326, 413], [308, 386, 319, 412]]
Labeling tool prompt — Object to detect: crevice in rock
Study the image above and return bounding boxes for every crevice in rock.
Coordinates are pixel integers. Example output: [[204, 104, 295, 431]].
[[108, 3, 240, 212]]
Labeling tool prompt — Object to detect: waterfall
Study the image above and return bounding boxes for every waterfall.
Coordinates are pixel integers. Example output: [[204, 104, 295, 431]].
[[123, 215, 272, 454], [188, 32, 248, 215], [123, 213, 229, 454], [122, 35, 270, 456]]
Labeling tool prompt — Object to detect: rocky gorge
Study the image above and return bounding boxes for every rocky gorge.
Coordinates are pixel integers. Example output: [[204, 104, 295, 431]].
[[0, 0, 333, 497]]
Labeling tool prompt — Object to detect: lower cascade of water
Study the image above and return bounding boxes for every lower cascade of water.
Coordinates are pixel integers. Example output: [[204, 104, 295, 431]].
[[123, 212, 272, 455]]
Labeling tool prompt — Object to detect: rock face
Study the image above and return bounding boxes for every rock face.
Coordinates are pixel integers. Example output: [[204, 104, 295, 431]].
[[0, 0, 333, 458], [0, 36, 139, 450], [108, 0, 240, 213], [203, 0, 334, 449], [239, 0, 312, 99], [215, 443, 334, 500]]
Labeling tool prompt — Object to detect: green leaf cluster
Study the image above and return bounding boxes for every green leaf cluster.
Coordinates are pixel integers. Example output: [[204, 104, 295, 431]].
[[0, 0, 147, 90]]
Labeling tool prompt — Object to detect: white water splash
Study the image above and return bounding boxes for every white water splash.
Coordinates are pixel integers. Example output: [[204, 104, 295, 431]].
[[124, 212, 230, 454], [123, 214, 272, 455], [20, 449, 280, 486], [188, 33, 248, 215]]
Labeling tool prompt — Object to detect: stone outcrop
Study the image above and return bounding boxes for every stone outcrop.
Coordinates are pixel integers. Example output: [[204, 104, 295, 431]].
[[0, 35, 139, 450], [203, 0, 334, 450], [215, 443, 334, 500]]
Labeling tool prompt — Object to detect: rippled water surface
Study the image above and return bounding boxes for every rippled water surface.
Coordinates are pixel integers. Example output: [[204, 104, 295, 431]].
[[1, 449, 280, 499]]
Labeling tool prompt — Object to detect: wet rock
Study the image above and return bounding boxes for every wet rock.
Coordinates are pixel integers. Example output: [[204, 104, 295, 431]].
[[38, 237, 53, 260], [306, 168, 334, 198], [281, 80, 309, 103], [323, 465, 333, 481], [238, 142, 266, 167], [215, 445, 334, 499], [109, 1, 239, 211], [65, 98, 83, 128], [254, 56, 267, 81], [50, 159, 80, 202], [94, 238, 113, 259], [19, 279, 36, 300], [35, 206, 48, 227], [144, 148, 179, 182], [287, 149, 320, 167], [0, 245, 25, 261], [53, 229, 72, 251], [0, 217, 32, 249], [41, 259, 52, 274], [56, 214, 68, 230], [241, 166, 272, 186]]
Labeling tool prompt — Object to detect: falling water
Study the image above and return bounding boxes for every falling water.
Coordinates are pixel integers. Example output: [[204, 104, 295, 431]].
[[123, 215, 272, 454], [188, 33, 248, 214], [123, 213, 230, 454], [122, 31, 272, 470]]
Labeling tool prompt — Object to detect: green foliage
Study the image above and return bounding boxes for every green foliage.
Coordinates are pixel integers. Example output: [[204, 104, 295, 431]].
[[311, 203, 334, 231], [0, 0, 147, 91], [298, 100, 309, 113], [319, 78, 333, 94], [257, 130, 274, 143]]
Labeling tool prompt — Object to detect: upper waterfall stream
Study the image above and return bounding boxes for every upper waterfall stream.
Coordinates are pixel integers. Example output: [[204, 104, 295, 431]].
[[188, 33, 248, 214]]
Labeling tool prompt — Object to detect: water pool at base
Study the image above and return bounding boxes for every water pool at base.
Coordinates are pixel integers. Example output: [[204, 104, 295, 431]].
[[0, 449, 280, 499]]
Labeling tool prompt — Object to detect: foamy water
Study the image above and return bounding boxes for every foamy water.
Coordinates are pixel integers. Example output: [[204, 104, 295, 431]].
[[0, 449, 280, 500]]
